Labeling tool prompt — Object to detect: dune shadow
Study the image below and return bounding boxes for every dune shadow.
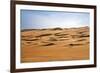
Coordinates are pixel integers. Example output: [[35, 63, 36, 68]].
[[22, 38, 39, 41], [48, 37, 58, 41], [54, 33, 68, 36], [35, 33, 52, 38], [76, 39, 86, 42], [79, 35, 89, 38], [68, 43, 84, 46], [41, 43, 55, 46], [71, 34, 89, 38]]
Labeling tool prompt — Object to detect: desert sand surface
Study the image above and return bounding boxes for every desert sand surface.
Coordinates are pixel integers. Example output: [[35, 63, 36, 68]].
[[21, 26, 90, 63]]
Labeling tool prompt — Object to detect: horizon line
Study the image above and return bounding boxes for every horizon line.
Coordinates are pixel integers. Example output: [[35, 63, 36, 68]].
[[21, 26, 89, 31]]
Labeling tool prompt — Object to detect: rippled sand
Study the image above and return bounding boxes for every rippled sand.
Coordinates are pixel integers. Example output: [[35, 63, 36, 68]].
[[21, 27, 89, 63]]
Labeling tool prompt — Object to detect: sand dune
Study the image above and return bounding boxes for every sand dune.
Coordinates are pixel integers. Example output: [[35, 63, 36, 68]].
[[21, 26, 89, 63]]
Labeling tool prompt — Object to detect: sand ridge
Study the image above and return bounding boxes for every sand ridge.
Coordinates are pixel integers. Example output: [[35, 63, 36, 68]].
[[21, 26, 89, 63]]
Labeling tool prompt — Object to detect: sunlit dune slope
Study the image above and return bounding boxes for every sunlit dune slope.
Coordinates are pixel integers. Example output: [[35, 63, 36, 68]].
[[21, 26, 90, 63]]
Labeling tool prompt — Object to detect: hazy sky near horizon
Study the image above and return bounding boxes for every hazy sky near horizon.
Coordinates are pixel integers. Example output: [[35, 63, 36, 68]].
[[21, 10, 90, 29]]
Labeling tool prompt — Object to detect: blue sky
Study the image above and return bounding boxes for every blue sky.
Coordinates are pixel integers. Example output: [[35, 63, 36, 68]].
[[21, 10, 90, 29]]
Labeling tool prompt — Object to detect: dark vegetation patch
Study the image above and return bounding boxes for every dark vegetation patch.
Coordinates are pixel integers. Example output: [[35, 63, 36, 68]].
[[21, 29, 38, 32], [40, 29, 47, 30], [51, 28, 63, 30]]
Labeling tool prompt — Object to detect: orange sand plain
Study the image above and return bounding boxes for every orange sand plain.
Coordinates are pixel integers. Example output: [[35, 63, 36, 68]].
[[21, 27, 89, 63]]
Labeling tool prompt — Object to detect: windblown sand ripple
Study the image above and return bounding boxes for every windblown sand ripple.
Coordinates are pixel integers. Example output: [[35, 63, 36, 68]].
[[21, 27, 89, 63]]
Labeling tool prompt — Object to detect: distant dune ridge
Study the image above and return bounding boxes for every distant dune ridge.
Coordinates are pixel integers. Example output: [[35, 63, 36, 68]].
[[21, 26, 90, 63]]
